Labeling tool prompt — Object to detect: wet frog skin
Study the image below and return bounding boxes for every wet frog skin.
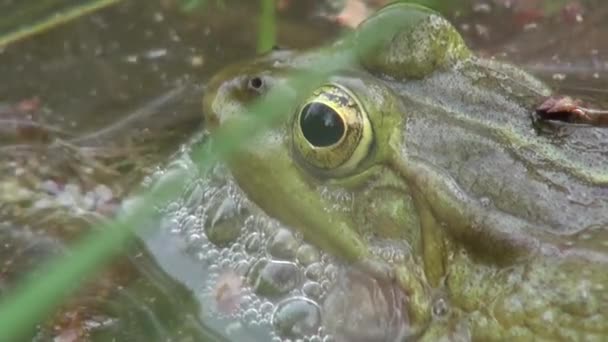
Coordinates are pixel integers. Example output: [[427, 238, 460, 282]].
[[202, 3, 608, 340]]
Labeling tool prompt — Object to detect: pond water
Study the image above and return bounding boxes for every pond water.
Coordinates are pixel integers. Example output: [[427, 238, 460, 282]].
[[0, 0, 606, 341]]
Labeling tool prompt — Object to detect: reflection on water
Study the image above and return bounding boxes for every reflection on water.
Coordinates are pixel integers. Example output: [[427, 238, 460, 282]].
[[0, 0, 607, 340]]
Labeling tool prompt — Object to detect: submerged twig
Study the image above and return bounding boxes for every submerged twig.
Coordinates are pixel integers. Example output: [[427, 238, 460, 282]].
[[537, 95, 608, 127], [73, 82, 198, 146]]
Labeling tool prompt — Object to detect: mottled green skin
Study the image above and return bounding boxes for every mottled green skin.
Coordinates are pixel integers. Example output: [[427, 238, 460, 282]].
[[202, 3, 608, 340]]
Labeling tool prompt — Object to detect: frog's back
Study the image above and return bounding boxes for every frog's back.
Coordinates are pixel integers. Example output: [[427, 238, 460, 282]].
[[392, 58, 608, 251]]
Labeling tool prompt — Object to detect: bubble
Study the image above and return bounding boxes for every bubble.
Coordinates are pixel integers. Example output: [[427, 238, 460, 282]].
[[165, 201, 180, 212], [205, 249, 220, 261], [320, 253, 332, 264], [322, 335, 335, 342], [174, 208, 188, 224], [219, 258, 232, 269], [200, 240, 210, 251], [244, 215, 259, 230], [150, 167, 190, 203], [230, 242, 243, 252], [186, 233, 202, 244], [302, 281, 323, 301], [272, 297, 321, 339], [250, 297, 262, 309], [260, 301, 275, 316], [185, 183, 204, 209], [233, 260, 251, 276], [230, 252, 245, 263], [208, 264, 220, 273], [220, 248, 232, 259], [243, 308, 260, 325], [240, 294, 253, 306], [320, 280, 331, 292], [245, 232, 263, 253], [380, 249, 392, 261], [323, 265, 338, 282], [269, 229, 299, 260], [318, 326, 325, 336], [307, 336, 323, 342], [249, 259, 302, 297], [305, 263, 324, 281], [296, 245, 320, 266], [205, 195, 244, 247]]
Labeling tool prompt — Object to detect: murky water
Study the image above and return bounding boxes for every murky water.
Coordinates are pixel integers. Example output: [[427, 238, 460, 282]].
[[0, 0, 606, 341]]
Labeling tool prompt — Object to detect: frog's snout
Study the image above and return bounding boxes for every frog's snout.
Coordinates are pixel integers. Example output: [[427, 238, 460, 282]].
[[201, 80, 221, 131], [202, 72, 253, 132]]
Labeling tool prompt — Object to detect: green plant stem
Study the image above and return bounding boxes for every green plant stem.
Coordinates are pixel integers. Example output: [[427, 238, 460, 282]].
[[257, 0, 276, 53], [0, 0, 122, 47]]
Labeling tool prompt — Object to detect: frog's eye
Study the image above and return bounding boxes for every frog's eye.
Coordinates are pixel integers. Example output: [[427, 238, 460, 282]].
[[292, 84, 373, 173]]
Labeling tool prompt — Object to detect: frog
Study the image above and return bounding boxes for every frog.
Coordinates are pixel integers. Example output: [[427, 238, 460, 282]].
[[201, 2, 608, 340]]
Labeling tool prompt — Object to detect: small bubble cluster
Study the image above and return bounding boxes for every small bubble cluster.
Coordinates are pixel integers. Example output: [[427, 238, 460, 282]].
[[142, 143, 420, 342], [146, 158, 343, 341]]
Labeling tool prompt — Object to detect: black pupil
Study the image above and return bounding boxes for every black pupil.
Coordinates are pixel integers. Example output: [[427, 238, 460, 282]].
[[299, 102, 345, 147]]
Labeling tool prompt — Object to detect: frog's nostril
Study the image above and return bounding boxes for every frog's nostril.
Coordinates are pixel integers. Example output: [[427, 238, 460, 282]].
[[248, 76, 264, 92]]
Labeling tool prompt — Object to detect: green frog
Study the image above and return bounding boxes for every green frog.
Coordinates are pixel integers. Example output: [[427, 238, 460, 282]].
[[202, 3, 608, 340]]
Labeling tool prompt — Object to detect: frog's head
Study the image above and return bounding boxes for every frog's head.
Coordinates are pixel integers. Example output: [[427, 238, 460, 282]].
[[202, 2, 608, 340], [202, 1, 471, 256], [202, 3, 470, 336]]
